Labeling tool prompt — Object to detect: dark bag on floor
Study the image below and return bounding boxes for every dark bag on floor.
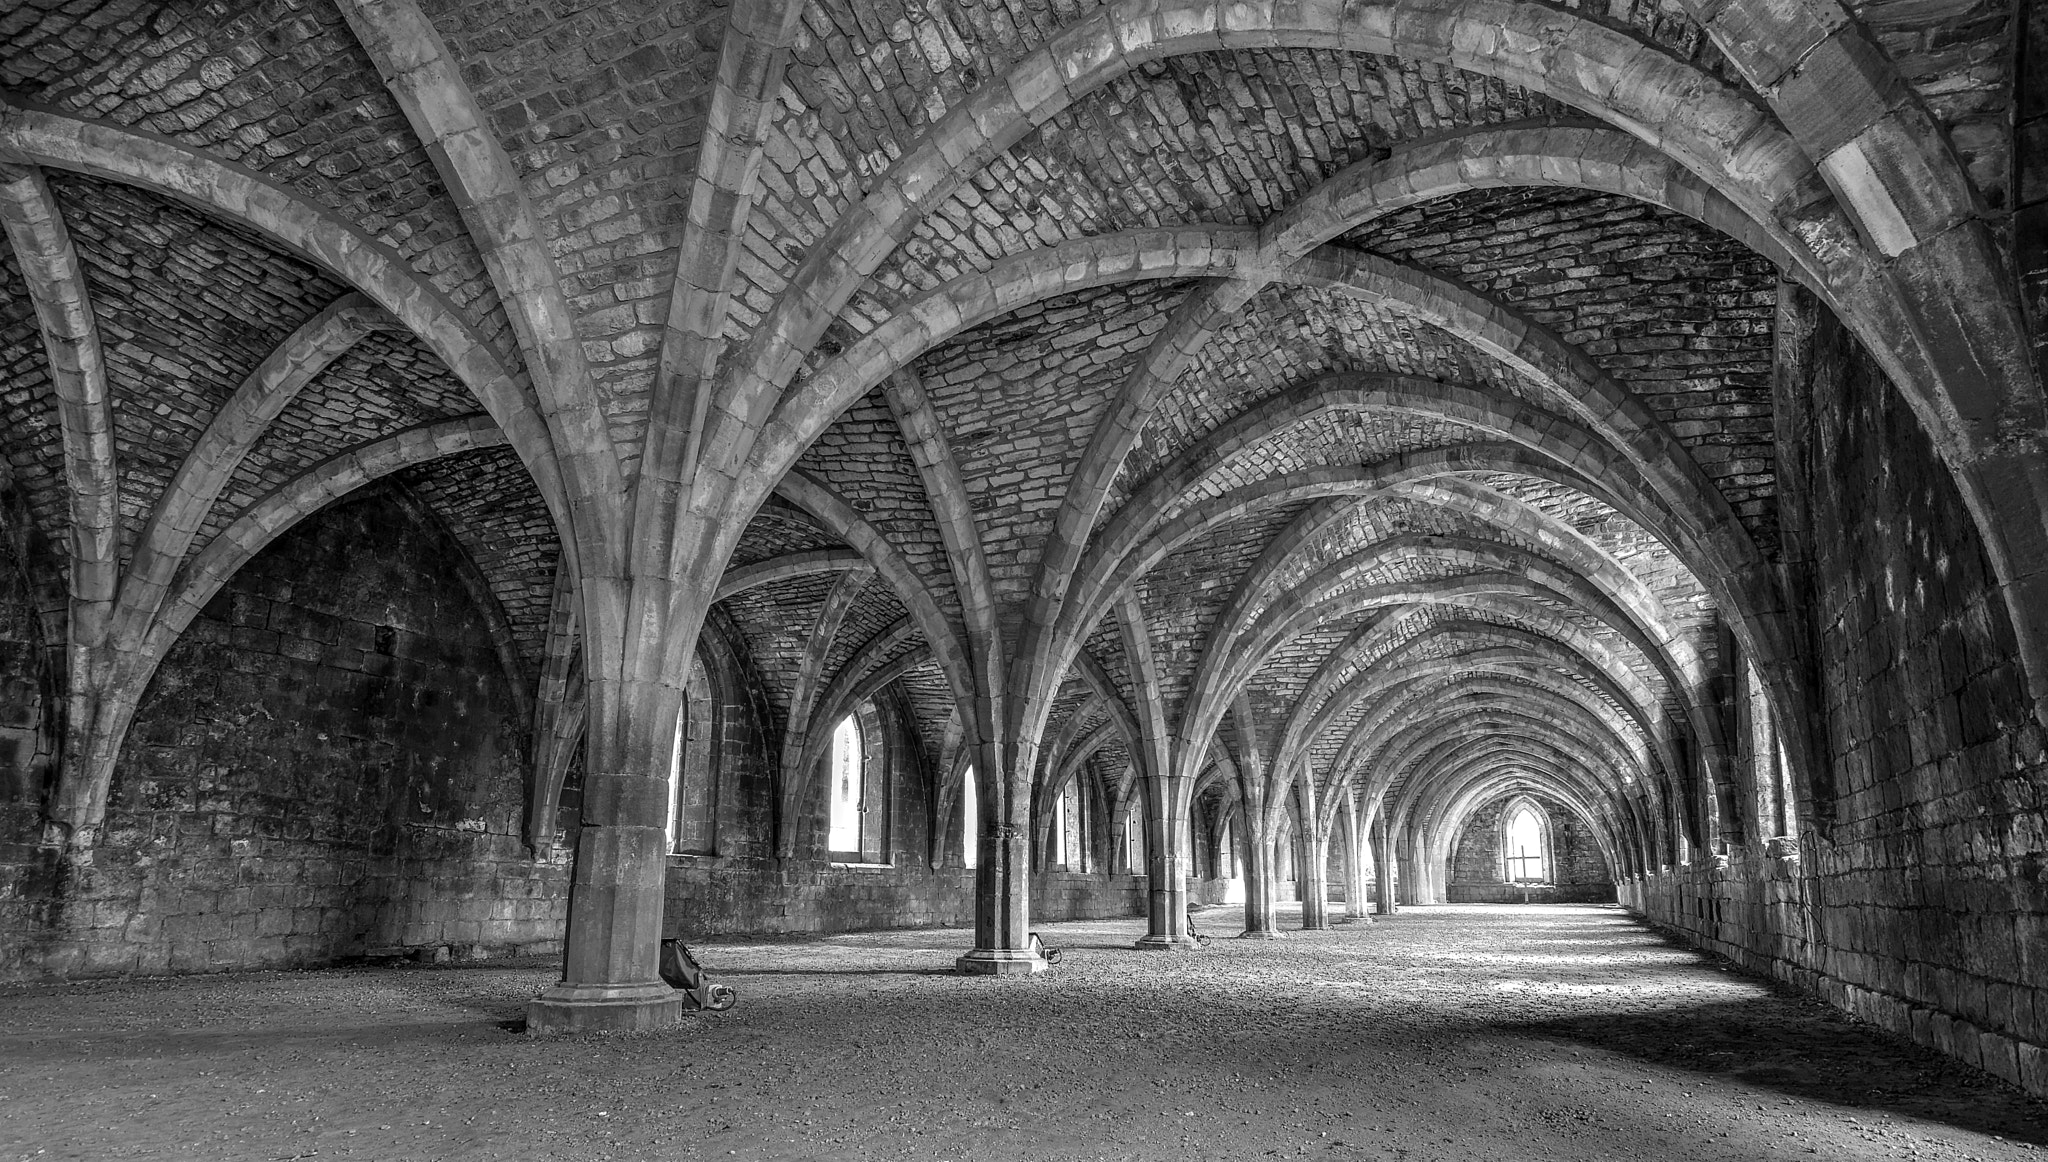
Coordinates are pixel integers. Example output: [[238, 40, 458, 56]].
[[659, 938, 736, 1011], [658, 938, 706, 991], [1028, 931, 1064, 965]]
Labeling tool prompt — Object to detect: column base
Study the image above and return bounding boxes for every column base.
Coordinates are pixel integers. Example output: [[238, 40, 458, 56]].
[[525, 980, 692, 1036], [1238, 929, 1287, 940], [1132, 934, 1202, 950], [955, 948, 1048, 975], [1300, 921, 1332, 931]]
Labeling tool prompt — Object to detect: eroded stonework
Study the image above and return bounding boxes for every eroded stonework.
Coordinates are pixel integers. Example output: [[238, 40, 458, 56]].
[[1, 0, 2044, 1094]]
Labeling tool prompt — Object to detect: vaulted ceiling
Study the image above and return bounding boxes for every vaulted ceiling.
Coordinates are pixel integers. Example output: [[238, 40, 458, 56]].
[[1, 0, 2035, 872]]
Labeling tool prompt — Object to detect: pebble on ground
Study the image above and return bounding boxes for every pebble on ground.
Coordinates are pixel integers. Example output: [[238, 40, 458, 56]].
[[2, 903, 2043, 1161]]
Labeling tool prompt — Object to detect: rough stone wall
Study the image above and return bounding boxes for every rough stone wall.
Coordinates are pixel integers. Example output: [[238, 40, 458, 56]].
[[659, 635, 1144, 938], [2018, 1, 2048, 373], [0, 488, 568, 980], [0, 479, 54, 809], [0, 477, 60, 953], [1624, 298, 2048, 1096], [1446, 795, 1615, 905], [0, 245, 67, 556]]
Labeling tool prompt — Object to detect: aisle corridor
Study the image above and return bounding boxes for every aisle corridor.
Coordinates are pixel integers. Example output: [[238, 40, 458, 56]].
[[4, 905, 2042, 1161]]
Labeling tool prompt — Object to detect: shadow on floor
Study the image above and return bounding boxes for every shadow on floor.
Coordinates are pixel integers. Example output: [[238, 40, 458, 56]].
[[713, 967, 955, 978], [1510, 991, 2048, 1144]]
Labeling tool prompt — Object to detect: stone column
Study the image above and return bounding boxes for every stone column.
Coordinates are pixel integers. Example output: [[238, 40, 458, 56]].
[[1372, 813, 1397, 916], [957, 743, 1045, 973], [1240, 820, 1281, 938], [1279, 826, 1298, 897], [1299, 825, 1332, 930], [1339, 810, 1371, 923], [1395, 827, 1422, 906], [1134, 773, 1198, 949], [1415, 822, 1443, 905], [528, 659, 692, 1034]]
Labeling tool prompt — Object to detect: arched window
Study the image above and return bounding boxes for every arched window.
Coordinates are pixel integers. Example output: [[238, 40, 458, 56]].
[[960, 765, 978, 870], [666, 716, 681, 855], [827, 715, 863, 856], [1776, 739, 1798, 836], [1737, 653, 1789, 847], [1218, 813, 1246, 903], [1503, 802, 1549, 882], [1049, 782, 1069, 868], [1122, 810, 1142, 874], [1064, 779, 1087, 872], [668, 658, 716, 855]]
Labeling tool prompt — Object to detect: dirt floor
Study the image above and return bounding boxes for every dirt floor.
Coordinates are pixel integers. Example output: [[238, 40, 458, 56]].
[[3, 903, 2044, 1161]]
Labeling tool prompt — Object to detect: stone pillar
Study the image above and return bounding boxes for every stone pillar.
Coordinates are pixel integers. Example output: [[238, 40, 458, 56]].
[[1134, 773, 1198, 949], [528, 664, 692, 1034], [1240, 821, 1281, 938], [1395, 827, 1423, 906], [1299, 826, 1332, 930], [1335, 810, 1368, 923], [958, 744, 1045, 973], [1372, 813, 1397, 916], [1415, 823, 1442, 905], [1279, 827, 1299, 898]]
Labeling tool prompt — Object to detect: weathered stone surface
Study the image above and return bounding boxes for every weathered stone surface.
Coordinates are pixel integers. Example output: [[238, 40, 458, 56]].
[[0, 488, 565, 979], [1, 0, 2044, 1117], [1446, 792, 1615, 905], [1632, 295, 2048, 1089], [1349, 186, 1782, 554]]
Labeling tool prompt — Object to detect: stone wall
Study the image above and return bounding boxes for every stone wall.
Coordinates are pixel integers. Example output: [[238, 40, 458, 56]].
[[0, 487, 568, 980], [0, 494, 1145, 980], [658, 646, 1145, 938], [1446, 794, 1615, 904], [2018, 2, 2047, 371], [1623, 295, 2048, 1097], [664, 858, 1146, 939], [0, 478, 55, 820]]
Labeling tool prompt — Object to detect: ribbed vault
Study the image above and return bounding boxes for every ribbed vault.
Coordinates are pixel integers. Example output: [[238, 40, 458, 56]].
[[1, 0, 2040, 1035]]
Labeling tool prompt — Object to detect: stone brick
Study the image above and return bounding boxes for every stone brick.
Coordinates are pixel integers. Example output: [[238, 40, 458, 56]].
[[2, 0, 2041, 1105], [0, 487, 566, 978]]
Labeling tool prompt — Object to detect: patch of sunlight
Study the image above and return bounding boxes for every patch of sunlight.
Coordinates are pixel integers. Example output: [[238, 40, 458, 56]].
[[1490, 979, 1635, 995], [1402, 950, 1601, 966]]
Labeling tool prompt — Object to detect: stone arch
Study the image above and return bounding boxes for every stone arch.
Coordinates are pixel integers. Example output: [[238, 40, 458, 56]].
[[1359, 702, 1667, 863], [1378, 728, 1646, 882], [1493, 794, 1556, 884], [770, 470, 979, 758], [0, 104, 578, 547], [704, 0, 1821, 508], [713, 549, 868, 602], [68, 417, 508, 836], [668, 652, 722, 857]]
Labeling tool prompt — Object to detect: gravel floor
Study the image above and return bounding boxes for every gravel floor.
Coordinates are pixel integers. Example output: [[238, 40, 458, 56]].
[[3, 903, 2043, 1161]]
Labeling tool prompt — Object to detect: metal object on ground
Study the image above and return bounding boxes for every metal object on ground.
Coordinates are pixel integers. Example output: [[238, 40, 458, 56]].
[[658, 938, 739, 1012], [1028, 931, 1064, 965]]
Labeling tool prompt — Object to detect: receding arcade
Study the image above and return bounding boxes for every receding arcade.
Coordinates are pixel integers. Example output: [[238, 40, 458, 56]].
[[0, 0, 2042, 1108]]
